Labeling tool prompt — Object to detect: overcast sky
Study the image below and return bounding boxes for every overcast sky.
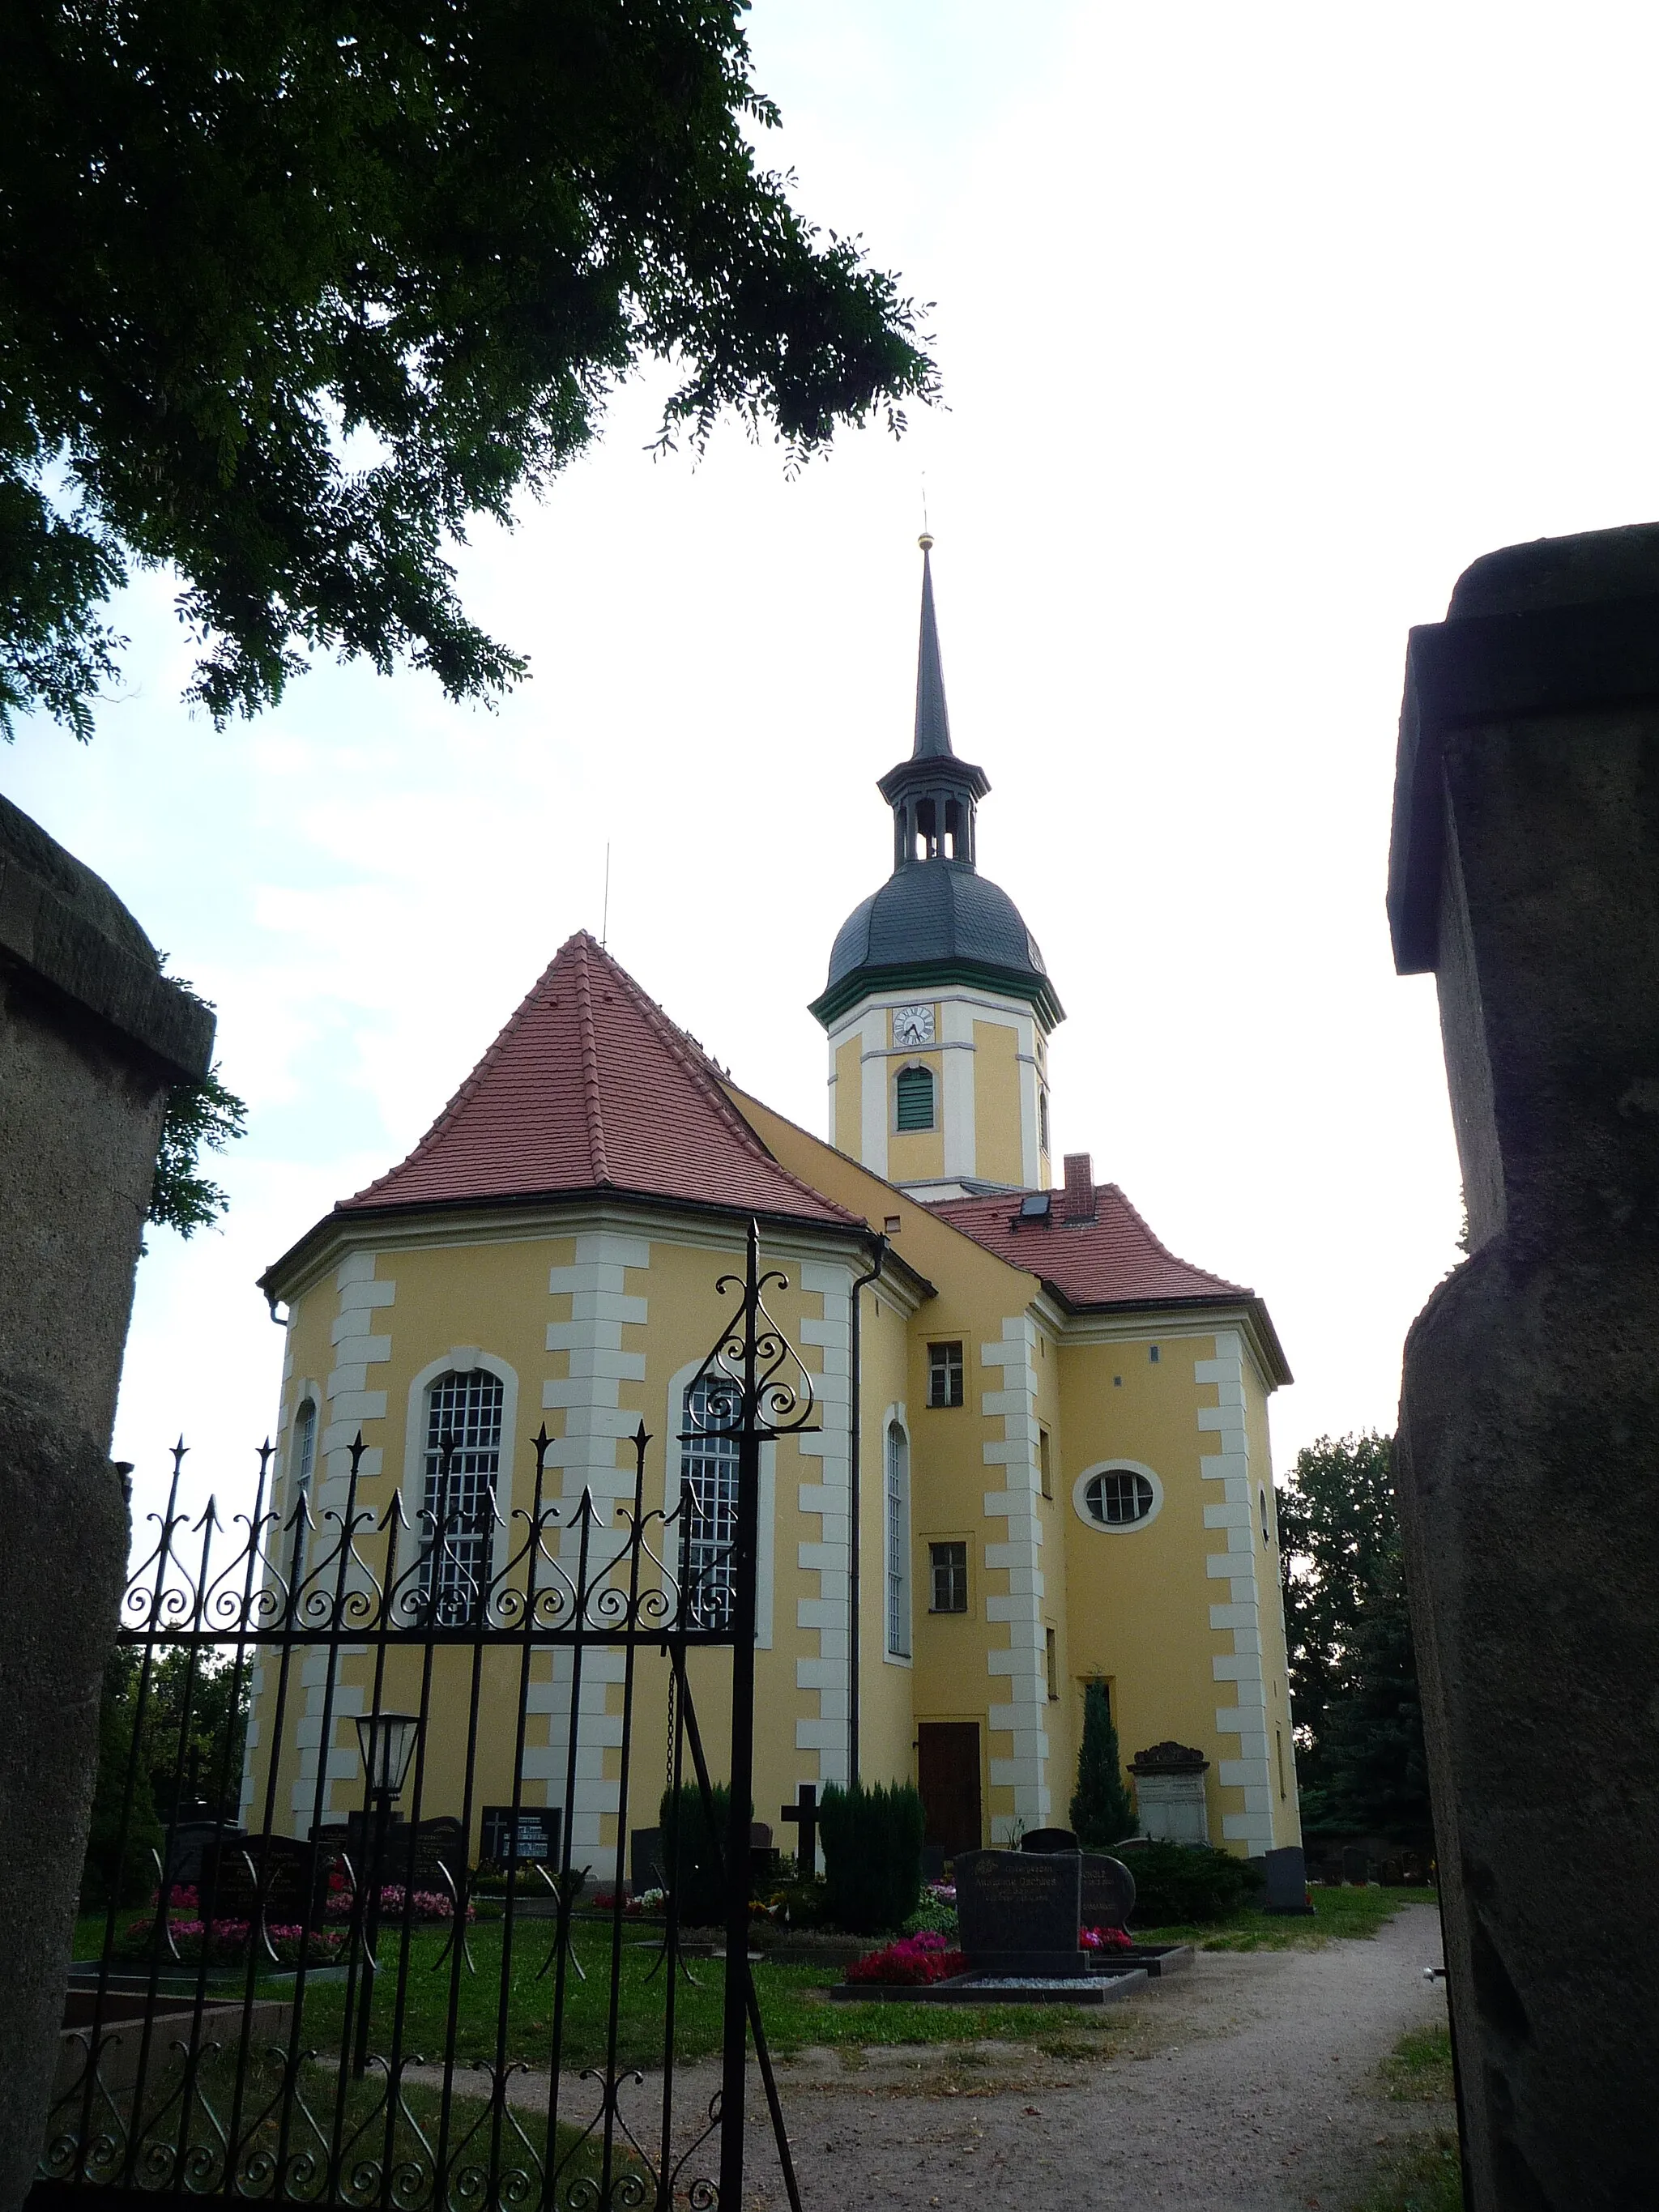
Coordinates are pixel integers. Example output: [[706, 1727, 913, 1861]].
[[10, 0, 1659, 1533]]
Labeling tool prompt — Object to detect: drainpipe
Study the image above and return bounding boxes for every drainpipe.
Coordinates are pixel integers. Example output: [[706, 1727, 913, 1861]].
[[847, 1235, 889, 1790]]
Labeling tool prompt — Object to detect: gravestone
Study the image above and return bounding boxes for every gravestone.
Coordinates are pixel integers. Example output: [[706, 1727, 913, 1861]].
[[1340, 1845, 1368, 1887], [480, 1805, 560, 1868], [1080, 1852, 1136, 1929], [920, 1844, 946, 1884], [202, 1834, 323, 1923], [401, 1815, 467, 1894], [1128, 1741, 1210, 1844], [953, 1848, 1084, 1977], [1262, 1845, 1313, 1915], [1388, 519, 1659, 2210], [1019, 1826, 1079, 1853], [168, 1819, 244, 1890], [631, 1826, 663, 1894]]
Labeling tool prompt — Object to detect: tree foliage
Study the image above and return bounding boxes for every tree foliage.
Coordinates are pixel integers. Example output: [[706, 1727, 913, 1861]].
[[0, 2, 936, 738], [83, 1645, 253, 1906], [819, 1779, 926, 1934], [146, 966, 248, 1236], [1278, 1432, 1432, 1842], [1070, 1677, 1137, 1847]]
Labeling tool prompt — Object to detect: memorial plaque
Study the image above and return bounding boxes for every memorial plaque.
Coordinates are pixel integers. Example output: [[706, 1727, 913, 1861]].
[[631, 1827, 664, 1894], [403, 1816, 467, 1893], [953, 1848, 1084, 1976], [1080, 1852, 1136, 1929], [1020, 1826, 1080, 1854], [480, 1805, 561, 1868], [168, 1819, 241, 1889]]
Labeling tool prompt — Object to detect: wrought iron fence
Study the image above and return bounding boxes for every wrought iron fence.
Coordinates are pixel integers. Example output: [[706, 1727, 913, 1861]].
[[37, 1224, 811, 2212]]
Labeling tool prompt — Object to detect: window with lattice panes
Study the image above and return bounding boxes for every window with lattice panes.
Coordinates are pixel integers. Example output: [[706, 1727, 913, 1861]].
[[679, 1374, 740, 1630], [929, 1541, 968, 1614], [421, 1368, 504, 1617], [928, 1340, 964, 1409], [885, 1422, 911, 1656]]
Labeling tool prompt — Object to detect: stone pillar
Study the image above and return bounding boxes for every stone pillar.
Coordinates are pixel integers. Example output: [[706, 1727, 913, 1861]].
[[1388, 523, 1659, 2212], [0, 795, 214, 2209]]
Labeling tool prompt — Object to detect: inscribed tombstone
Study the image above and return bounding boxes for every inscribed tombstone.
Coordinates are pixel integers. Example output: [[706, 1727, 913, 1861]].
[[1019, 1826, 1080, 1854], [1080, 1852, 1136, 1929], [953, 1848, 1083, 1976]]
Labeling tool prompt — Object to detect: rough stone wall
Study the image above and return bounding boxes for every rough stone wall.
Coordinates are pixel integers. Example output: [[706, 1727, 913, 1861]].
[[1390, 526, 1659, 2212], [0, 795, 213, 2209]]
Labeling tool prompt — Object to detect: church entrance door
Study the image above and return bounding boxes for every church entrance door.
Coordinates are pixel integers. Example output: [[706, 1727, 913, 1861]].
[[917, 1721, 983, 1857]]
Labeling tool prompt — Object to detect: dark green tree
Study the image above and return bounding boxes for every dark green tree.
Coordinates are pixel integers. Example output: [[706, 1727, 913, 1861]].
[[818, 1780, 924, 1934], [1277, 1432, 1431, 1841], [81, 1652, 164, 1909], [0, 2, 935, 739], [146, 968, 247, 1238], [1069, 1677, 1137, 1847]]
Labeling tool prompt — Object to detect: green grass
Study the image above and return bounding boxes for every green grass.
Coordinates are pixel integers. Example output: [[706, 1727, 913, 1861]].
[[1352, 2131, 1463, 2212], [1384, 2024, 1456, 2104], [68, 1887, 1438, 2074], [1134, 1886, 1437, 1954]]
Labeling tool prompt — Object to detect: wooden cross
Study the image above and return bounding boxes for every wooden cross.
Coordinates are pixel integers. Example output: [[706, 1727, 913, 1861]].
[[780, 1784, 820, 1877]]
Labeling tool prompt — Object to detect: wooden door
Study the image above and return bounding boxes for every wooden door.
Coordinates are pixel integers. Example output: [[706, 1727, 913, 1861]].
[[917, 1722, 982, 1857]]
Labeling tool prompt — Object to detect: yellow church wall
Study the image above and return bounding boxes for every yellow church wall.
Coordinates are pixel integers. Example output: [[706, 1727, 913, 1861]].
[[971, 1019, 1024, 1187], [856, 1289, 922, 1793], [1056, 1329, 1248, 1852], [254, 1212, 893, 1869]]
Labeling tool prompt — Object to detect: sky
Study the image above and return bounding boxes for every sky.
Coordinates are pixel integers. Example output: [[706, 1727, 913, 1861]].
[[10, 0, 1659, 1538]]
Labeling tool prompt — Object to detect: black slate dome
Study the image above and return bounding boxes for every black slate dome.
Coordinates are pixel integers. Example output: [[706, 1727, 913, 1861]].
[[814, 861, 1061, 1029], [809, 539, 1064, 1033]]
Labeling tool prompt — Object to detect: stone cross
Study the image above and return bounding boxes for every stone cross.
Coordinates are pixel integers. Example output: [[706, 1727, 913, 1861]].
[[780, 1784, 820, 1877]]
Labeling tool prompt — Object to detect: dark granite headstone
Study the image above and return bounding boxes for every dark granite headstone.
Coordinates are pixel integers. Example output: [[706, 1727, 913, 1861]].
[[202, 1833, 322, 1922], [1341, 1845, 1369, 1886], [1263, 1845, 1313, 1915], [631, 1827, 664, 1894], [168, 1819, 243, 1889], [403, 1816, 467, 1893], [1080, 1852, 1136, 1929], [954, 1848, 1084, 1976], [920, 1845, 946, 1884], [480, 1805, 560, 1868], [1019, 1826, 1079, 1853]]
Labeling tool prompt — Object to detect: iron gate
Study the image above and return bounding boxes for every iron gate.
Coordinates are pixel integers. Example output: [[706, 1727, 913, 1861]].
[[38, 1224, 808, 2212]]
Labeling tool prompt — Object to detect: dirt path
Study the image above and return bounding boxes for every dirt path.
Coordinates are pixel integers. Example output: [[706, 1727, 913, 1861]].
[[745, 1903, 1450, 2212]]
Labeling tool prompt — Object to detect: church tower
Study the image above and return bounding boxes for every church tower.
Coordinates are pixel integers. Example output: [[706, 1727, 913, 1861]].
[[810, 538, 1064, 1200]]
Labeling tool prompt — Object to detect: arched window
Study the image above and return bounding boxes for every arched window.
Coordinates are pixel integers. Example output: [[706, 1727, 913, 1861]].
[[885, 1421, 911, 1657], [291, 1397, 317, 1491], [421, 1368, 504, 1615], [895, 1063, 935, 1132], [680, 1374, 740, 1629]]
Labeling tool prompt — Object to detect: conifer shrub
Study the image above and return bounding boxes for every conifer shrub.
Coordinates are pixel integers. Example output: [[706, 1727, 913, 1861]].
[[658, 1784, 748, 1929], [1069, 1677, 1137, 1847], [818, 1780, 926, 1934], [1123, 1839, 1265, 1925]]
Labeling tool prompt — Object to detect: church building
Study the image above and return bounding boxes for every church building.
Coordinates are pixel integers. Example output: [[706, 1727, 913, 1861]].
[[249, 542, 1300, 1871]]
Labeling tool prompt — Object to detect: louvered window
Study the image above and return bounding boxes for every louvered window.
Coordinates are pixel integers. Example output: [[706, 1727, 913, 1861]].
[[894, 1064, 935, 1131]]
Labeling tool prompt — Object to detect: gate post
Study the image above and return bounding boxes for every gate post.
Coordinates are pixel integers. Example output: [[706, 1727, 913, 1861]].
[[718, 1225, 763, 2212], [0, 798, 213, 2210], [1389, 522, 1659, 2210]]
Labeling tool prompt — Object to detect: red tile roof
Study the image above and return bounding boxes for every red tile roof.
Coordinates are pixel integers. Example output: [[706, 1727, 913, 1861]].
[[336, 932, 856, 1230], [931, 1185, 1251, 1308]]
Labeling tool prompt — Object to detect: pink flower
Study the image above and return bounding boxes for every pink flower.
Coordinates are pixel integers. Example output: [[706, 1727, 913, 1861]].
[[846, 1932, 968, 1988]]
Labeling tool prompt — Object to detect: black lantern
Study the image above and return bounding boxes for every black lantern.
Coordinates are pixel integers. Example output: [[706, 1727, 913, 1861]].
[[354, 1710, 421, 1803]]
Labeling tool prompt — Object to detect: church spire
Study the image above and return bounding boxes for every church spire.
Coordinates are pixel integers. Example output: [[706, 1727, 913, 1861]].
[[877, 535, 988, 872], [913, 534, 953, 759]]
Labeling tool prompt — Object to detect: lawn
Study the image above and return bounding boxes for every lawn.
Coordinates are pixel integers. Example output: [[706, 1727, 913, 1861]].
[[258, 1886, 1439, 2073]]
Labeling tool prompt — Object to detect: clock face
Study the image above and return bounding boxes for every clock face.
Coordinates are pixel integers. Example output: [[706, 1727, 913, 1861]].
[[892, 1004, 935, 1047]]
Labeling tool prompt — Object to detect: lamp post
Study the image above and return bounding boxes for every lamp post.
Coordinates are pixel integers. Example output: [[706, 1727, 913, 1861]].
[[351, 1711, 421, 2077]]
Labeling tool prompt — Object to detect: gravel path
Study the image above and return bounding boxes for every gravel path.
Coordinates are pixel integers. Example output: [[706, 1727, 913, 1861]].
[[407, 1904, 1450, 2211], [746, 1903, 1450, 2212]]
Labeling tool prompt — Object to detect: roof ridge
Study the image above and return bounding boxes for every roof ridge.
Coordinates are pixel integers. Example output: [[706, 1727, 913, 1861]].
[[572, 935, 611, 1185]]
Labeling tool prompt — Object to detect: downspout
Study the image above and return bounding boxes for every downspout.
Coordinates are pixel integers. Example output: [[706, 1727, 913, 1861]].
[[847, 1235, 888, 1789]]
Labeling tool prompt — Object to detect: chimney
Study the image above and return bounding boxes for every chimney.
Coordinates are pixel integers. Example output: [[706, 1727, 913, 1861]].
[[1063, 1153, 1096, 1222]]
